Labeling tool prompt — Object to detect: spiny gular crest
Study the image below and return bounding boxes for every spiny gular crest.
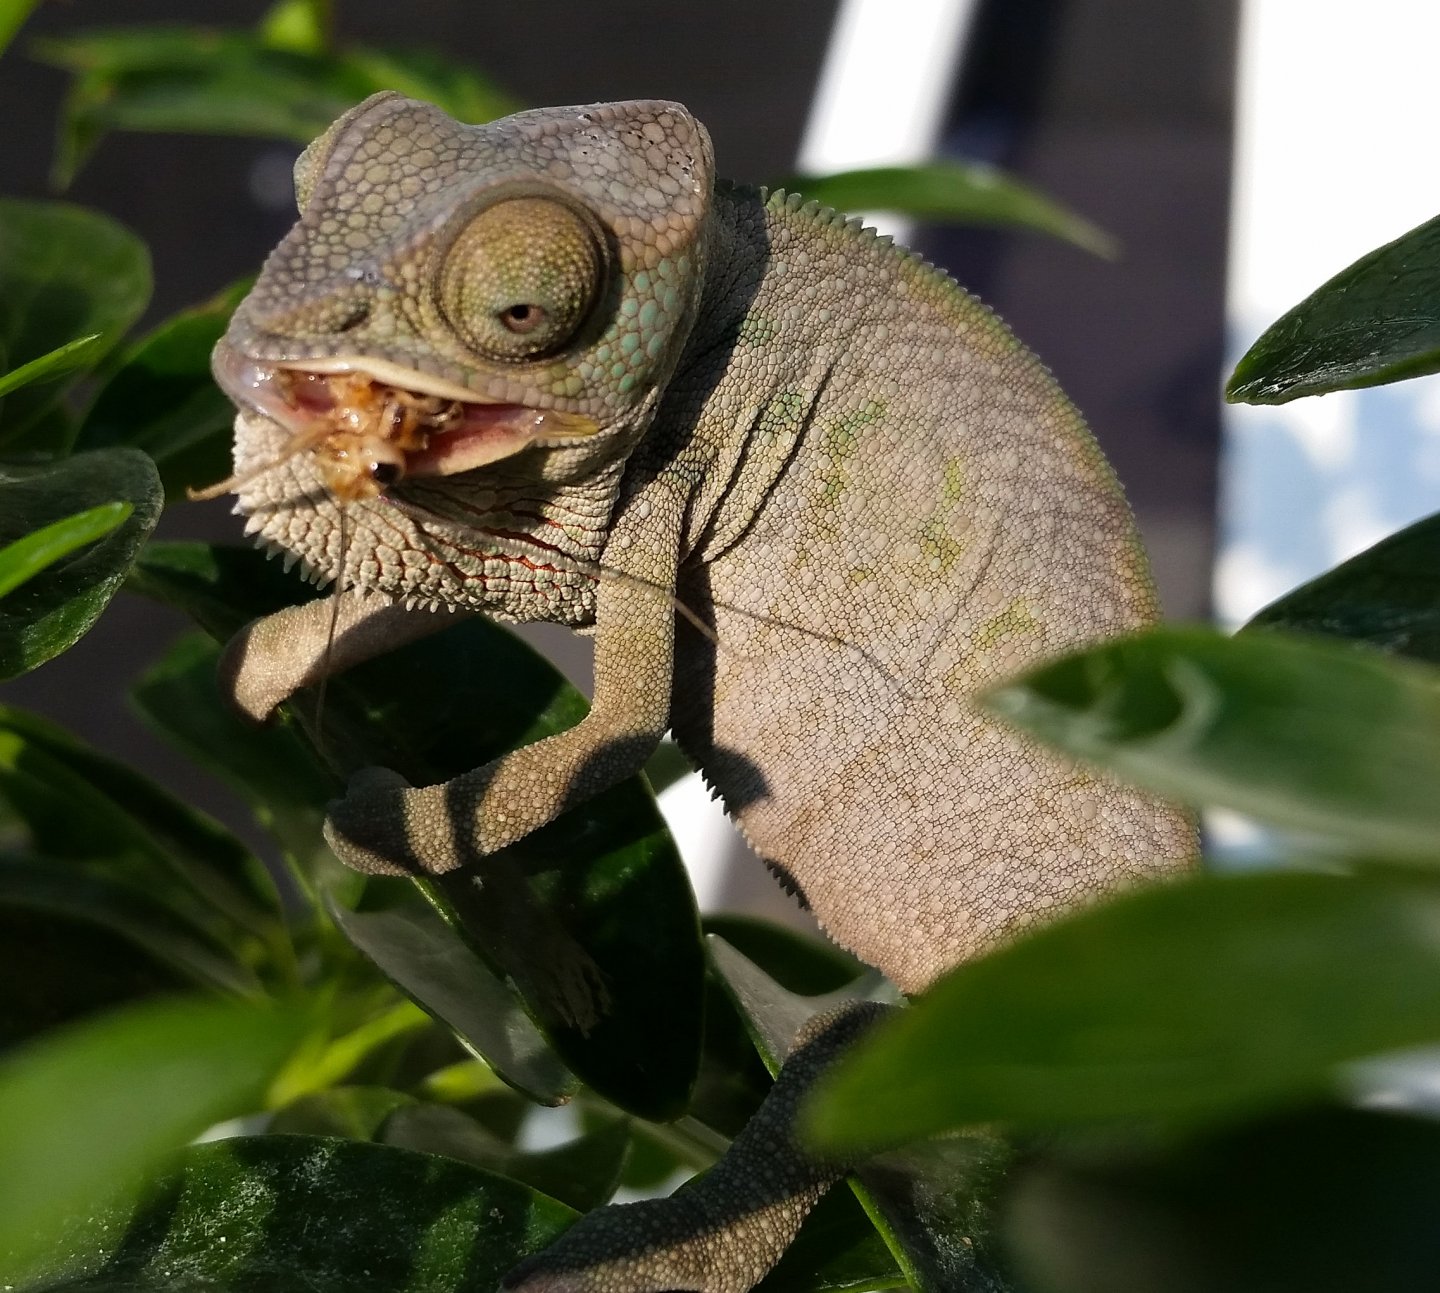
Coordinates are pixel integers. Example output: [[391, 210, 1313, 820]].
[[226, 93, 717, 424]]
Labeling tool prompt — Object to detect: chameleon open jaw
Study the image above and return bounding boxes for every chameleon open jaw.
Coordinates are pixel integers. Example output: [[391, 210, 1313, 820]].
[[206, 340, 600, 500]]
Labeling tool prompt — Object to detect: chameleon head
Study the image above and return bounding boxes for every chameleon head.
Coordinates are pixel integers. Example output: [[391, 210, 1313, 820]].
[[210, 92, 714, 601]]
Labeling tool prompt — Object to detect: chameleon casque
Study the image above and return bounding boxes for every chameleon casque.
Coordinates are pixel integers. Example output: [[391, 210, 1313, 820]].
[[213, 91, 1195, 1291]]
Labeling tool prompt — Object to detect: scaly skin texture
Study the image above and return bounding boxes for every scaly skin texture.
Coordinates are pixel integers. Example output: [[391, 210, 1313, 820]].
[[215, 93, 1196, 1292]]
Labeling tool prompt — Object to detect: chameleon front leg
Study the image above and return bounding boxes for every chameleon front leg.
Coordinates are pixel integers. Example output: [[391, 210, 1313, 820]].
[[220, 587, 463, 722], [504, 1003, 888, 1293], [323, 535, 680, 879]]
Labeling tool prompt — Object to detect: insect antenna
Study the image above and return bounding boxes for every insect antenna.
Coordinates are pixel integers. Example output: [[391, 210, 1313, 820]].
[[186, 425, 329, 502]]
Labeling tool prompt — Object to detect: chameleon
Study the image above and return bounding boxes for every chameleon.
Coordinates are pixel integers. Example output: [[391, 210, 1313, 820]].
[[212, 91, 1196, 1290]]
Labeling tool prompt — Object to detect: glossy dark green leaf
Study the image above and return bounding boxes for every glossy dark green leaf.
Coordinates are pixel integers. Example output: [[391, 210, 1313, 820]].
[[1005, 1107, 1440, 1293], [781, 163, 1117, 258], [131, 541, 706, 1120], [37, 27, 519, 183], [0, 501, 130, 599], [985, 625, 1440, 859], [1244, 510, 1440, 663], [1228, 211, 1440, 404], [327, 889, 576, 1106], [0, 450, 161, 678], [0, 704, 279, 945], [15, 1134, 575, 1292], [0, 201, 150, 445], [805, 871, 1440, 1153], [77, 279, 249, 500], [384, 1104, 632, 1212], [0, 332, 104, 398], [0, 998, 306, 1282]]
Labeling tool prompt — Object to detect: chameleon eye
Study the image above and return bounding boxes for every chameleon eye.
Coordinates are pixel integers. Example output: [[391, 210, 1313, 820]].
[[438, 197, 605, 361]]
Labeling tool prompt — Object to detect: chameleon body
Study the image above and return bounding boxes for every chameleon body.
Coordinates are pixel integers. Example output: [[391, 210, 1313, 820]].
[[215, 93, 1194, 1290]]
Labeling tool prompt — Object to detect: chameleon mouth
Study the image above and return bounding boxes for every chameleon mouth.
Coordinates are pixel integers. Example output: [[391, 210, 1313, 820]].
[[203, 341, 599, 502]]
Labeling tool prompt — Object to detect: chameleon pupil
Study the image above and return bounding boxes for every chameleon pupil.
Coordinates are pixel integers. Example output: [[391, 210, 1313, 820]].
[[501, 303, 544, 333]]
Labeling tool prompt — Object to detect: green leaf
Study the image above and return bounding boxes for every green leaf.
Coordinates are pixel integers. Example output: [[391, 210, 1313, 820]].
[[1005, 1107, 1440, 1293], [0, 860, 197, 1045], [129, 633, 337, 878], [15, 1133, 575, 1292], [383, 1104, 632, 1212], [0, 451, 162, 678], [0, 704, 280, 947], [781, 163, 1117, 258], [326, 888, 578, 1106], [985, 625, 1440, 860], [76, 279, 250, 500], [1244, 510, 1440, 664], [37, 28, 520, 184], [0, 857, 257, 1034], [0, 0, 42, 59], [1228, 211, 1440, 404], [258, 0, 332, 55], [268, 1083, 414, 1140], [804, 871, 1440, 1153], [0, 201, 150, 446], [0, 997, 306, 1283], [0, 332, 104, 398], [130, 541, 706, 1120], [705, 915, 866, 996], [0, 501, 131, 600], [757, 1186, 907, 1292]]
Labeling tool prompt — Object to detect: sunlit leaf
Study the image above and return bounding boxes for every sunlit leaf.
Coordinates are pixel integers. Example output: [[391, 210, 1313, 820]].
[[1228, 211, 1440, 403], [13, 1133, 574, 1292], [0, 451, 161, 678], [0, 501, 130, 600], [985, 625, 1440, 859], [781, 163, 1117, 258], [0, 200, 150, 447], [0, 998, 305, 1282], [0, 332, 103, 398], [805, 871, 1440, 1152]]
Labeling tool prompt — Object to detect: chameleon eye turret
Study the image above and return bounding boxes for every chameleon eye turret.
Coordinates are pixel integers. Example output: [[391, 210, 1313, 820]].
[[437, 196, 607, 362]]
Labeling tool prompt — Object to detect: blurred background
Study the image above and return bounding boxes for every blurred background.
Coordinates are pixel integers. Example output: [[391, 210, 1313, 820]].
[[3, 0, 1437, 915]]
